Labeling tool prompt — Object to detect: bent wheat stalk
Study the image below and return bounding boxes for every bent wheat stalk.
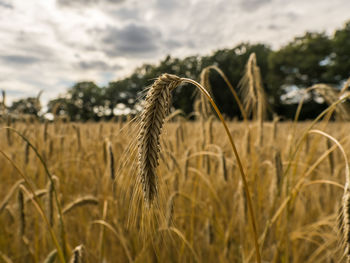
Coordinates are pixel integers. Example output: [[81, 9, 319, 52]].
[[62, 196, 98, 215], [0, 179, 24, 214], [137, 73, 261, 263], [202, 65, 248, 121], [69, 244, 85, 263]]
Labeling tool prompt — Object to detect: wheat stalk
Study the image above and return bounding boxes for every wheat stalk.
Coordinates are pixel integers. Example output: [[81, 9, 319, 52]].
[[24, 142, 30, 164], [17, 186, 25, 237], [48, 139, 54, 158], [220, 149, 228, 181], [200, 65, 248, 120], [43, 249, 57, 263], [205, 218, 214, 245], [326, 138, 335, 175], [73, 124, 82, 150], [165, 192, 178, 228], [272, 114, 279, 141], [6, 116, 12, 146], [69, 244, 85, 263], [183, 148, 191, 180], [274, 149, 283, 196], [0, 179, 24, 215], [44, 120, 49, 142], [63, 196, 98, 215], [98, 200, 108, 262], [1, 90, 6, 114], [0, 250, 12, 263], [47, 179, 54, 227], [23, 189, 47, 204]]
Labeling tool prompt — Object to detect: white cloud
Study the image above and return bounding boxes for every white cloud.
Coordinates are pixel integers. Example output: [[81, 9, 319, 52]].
[[0, 0, 349, 105]]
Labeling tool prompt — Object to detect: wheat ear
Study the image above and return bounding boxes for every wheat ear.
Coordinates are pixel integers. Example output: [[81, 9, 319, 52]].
[[314, 84, 350, 120], [62, 196, 98, 215], [198, 67, 213, 120], [107, 141, 115, 180], [138, 74, 182, 205]]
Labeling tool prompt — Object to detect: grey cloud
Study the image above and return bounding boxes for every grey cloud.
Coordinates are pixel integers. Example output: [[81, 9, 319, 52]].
[[240, 0, 271, 11], [0, 1, 13, 9], [267, 24, 284, 30], [108, 7, 141, 21], [77, 60, 122, 71], [270, 11, 299, 21], [155, 0, 181, 10], [98, 24, 161, 57], [57, 0, 124, 8], [164, 39, 182, 49], [12, 31, 56, 60], [286, 11, 298, 21], [0, 55, 41, 65]]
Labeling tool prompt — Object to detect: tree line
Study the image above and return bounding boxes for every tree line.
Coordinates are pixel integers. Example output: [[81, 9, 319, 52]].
[[3, 21, 350, 121]]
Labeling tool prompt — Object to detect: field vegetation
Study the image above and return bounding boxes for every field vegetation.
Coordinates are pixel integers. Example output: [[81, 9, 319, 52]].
[[1, 53, 350, 263]]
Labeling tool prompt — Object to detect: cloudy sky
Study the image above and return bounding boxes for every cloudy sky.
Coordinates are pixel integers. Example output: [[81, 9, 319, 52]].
[[0, 0, 349, 104]]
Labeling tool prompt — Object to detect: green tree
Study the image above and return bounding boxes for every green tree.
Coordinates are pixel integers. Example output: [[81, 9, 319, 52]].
[[268, 32, 333, 105], [48, 82, 103, 121], [9, 97, 41, 117], [201, 43, 272, 118], [329, 21, 350, 81]]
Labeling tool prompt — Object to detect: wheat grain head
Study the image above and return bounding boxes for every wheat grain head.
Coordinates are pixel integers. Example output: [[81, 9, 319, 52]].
[[138, 74, 182, 205]]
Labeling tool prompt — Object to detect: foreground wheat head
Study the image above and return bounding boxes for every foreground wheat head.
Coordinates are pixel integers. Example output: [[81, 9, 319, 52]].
[[137, 74, 182, 205]]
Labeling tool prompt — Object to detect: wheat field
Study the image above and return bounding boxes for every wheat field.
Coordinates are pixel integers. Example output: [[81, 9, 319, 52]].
[[1, 59, 349, 262], [0, 115, 349, 262]]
